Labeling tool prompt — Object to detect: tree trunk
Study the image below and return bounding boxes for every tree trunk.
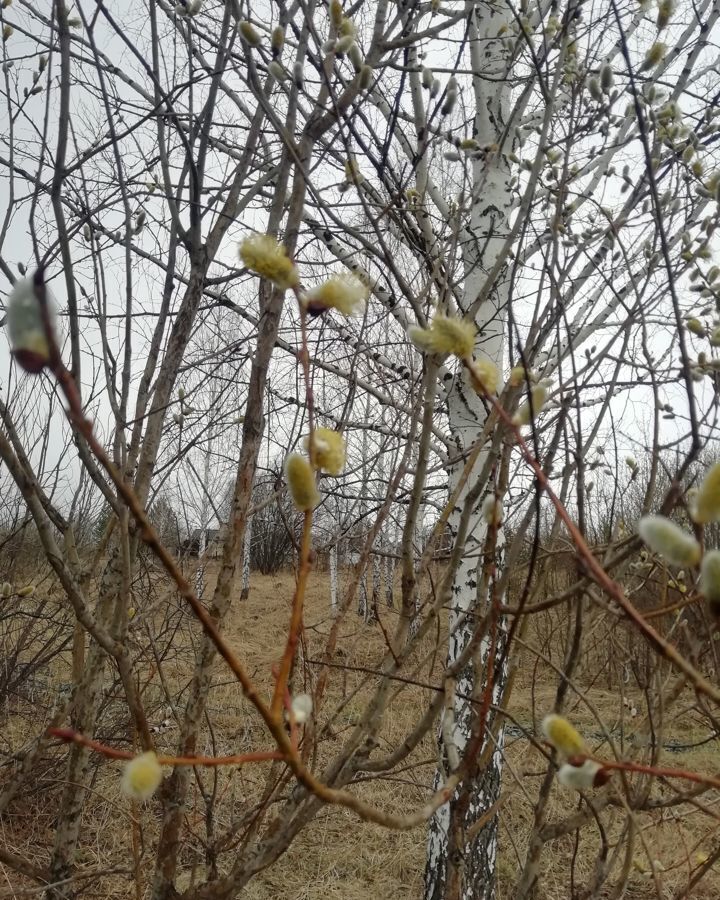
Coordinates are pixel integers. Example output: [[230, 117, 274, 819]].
[[240, 513, 252, 600], [329, 542, 338, 613], [47, 547, 124, 898], [425, 1, 511, 895]]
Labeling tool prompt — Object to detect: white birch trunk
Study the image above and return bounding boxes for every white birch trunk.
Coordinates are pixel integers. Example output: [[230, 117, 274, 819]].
[[372, 553, 381, 610], [240, 513, 252, 600], [425, 2, 511, 896]]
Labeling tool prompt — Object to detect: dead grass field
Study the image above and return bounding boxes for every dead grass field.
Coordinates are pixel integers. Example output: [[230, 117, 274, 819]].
[[3, 566, 720, 898]]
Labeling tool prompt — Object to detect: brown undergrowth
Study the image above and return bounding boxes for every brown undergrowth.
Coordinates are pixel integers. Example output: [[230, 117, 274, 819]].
[[1, 565, 719, 898]]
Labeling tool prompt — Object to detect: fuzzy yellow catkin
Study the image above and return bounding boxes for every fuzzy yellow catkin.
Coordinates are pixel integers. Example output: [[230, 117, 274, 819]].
[[304, 427, 346, 475], [335, 34, 355, 55], [1, 582, 11, 598], [469, 358, 499, 394], [637, 515, 701, 567], [16, 585, 34, 597], [329, 0, 343, 28], [700, 550, 720, 611], [285, 454, 320, 511], [359, 65, 373, 90], [691, 461, 720, 524], [121, 751, 163, 801], [481, 494, 503, 526], [642, 42, 666, 70], [271, 26, 284, 56], [508, 365, 528, 387], [512, 384, 548, 426], [338, 16, 356, 38], [408, 313, 475, 359], [557, 760, 604, 790], [239, 234, 298, 290], [686, 318, 706, 337], [239, 21, 261, 46], [268, 61, 286, 81], [541, 714, 585, 756], [303, 274, 368, 316], [656, 0, 675, 29]]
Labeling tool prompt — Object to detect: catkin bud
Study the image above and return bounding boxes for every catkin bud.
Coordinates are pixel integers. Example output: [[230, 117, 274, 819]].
[[600, 62, 614, 92], [691, 461, 720, 524], [348, 41, 363, 70], [441, 77, 457, 117], [542, 714, 585, 756], [239, 234, 298, 290], [303, 274, 368, 316], [335, 34, 355, 55], [338, 16, 356, 38], [638, 516, 701, 567], [304, 427, 346, 475], [686, 318, 706, 337], [359, 65, 373, 90], [701, 550, 720, 612], [512, 384, 548, 426], [290, 693, 313, 723], [285, 454, 320, 511], [1, 583, 11, 597], [268, 60, 286, 81], [271, 26, 284, 57], [121, 751, 163, 801], [422, 67, 433, 90], [329, 0, 343, 28], [469, 358, 499, 394], [293, 61, 304, 89], [6, 273, 58, 374], [642, 42, 667, 70], [240, 21, 261, 46], [557, 760, 608, 790], [656, 0, 675, 29], [409, 313, 475, 359], [481, 494, 503, 526], [588, 77, 602, 102], [508, 365, 528, 387], [16, 585, 34, 597]]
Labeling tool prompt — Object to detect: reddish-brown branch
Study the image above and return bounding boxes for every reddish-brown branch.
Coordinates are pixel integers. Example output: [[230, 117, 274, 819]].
[[48, 728, 283, 767]]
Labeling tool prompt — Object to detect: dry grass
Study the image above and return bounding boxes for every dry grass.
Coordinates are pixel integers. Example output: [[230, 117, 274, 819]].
[[2, 566, 720, 898]]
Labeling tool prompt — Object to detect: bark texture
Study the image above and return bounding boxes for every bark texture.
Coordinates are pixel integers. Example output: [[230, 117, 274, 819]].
[[424, 1, 512, 895]]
